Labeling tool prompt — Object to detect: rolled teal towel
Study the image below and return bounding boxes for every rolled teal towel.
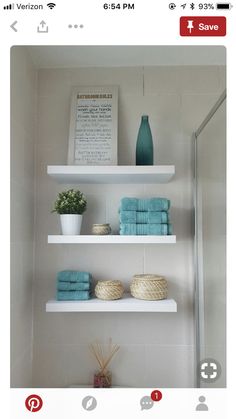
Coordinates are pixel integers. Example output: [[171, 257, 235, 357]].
[[57, 271, 91, 283], [57, 291, 91, 300], [119, 210, 169, 224], [120, 223, 172, 235], [57, 280, 90, 291], [121, 197, 170, 212]]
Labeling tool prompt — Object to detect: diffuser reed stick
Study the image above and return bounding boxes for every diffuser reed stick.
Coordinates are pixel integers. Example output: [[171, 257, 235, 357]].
[[89, 339, 120, 388]]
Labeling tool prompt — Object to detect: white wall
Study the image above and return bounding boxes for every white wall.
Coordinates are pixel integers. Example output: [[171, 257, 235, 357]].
[[31, 63, 225, 388], [11, 47, 37, 386]]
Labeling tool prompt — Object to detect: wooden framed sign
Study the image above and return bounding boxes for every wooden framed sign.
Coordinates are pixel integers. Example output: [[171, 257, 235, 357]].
[[67, 86, 118, 165]]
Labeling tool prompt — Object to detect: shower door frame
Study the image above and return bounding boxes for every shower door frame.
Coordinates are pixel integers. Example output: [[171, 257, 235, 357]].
[[193, 89, 226, 387]]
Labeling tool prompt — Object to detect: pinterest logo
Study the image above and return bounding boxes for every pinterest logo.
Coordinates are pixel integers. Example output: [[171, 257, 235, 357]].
[[25, 395, 43, 412]]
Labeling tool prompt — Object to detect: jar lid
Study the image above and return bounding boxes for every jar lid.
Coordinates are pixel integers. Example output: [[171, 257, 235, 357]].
[[93, 223, 110, 227]]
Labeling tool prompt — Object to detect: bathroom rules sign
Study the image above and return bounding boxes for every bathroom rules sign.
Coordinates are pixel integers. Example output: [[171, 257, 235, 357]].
[[67, 86, 118, 165]]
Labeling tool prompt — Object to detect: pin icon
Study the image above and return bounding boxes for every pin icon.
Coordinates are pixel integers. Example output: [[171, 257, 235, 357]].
[[187, 20, 194, 33]]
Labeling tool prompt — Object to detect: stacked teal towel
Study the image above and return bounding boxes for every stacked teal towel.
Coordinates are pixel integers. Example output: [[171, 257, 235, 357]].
[[56, 271, 91, 300], [119, 197, 173, 236], [120, 197, 170, 212], [57, 281, 90, 291], [57, 291, 90, 301], [119, 210, 169, 224], [120, 223, 172, 235], [57, 271, 90, 283]]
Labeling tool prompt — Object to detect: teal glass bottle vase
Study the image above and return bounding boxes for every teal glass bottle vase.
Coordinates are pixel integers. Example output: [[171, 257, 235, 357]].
[[136, 115, 154, 165]]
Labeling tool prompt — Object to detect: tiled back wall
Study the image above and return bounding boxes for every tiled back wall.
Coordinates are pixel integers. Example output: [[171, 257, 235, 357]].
[[32, 65, 225, 387]]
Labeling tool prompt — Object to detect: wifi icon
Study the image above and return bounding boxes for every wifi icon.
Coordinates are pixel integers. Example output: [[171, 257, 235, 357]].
[[47, 2, 56, 9]]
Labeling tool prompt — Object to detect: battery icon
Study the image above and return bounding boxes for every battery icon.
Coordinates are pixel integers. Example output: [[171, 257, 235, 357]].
[[216, 3, 232, 9]]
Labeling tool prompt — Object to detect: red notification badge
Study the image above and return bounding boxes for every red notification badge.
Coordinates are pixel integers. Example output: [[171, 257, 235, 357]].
[[151, 389, 163, 402]]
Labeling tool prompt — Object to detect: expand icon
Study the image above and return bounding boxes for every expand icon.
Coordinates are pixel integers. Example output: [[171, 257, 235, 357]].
[[199, 358, 222, 383]]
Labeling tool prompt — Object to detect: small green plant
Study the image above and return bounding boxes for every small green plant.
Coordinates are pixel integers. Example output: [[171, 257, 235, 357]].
[[52, 189, 87, 215]]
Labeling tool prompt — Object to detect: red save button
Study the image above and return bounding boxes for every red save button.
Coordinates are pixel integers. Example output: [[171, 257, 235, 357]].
[[180, 16, 226, 36]]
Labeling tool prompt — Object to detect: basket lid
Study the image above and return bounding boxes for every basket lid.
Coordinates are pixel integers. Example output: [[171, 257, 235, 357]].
[[133, 274, 165, 281], [96, 280, 123, 287]]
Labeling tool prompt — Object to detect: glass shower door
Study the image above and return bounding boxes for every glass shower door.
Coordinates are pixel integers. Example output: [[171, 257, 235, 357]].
[[195, 92, 226, 388]]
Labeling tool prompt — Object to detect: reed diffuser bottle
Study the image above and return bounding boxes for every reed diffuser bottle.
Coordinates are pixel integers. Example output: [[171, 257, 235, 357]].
[[136, 115, 154, 165], [89, 339, 120, 388]]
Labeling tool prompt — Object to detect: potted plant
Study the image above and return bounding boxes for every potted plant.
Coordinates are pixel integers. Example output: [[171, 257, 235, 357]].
[[52, 189, 87, 235]]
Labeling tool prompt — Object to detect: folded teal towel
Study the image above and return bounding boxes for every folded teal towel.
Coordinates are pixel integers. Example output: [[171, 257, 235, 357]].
[[121, 197, 170, 212], [57, 291, 91, 300], [119, 210, 169, 224], [57, 271, 91, 283], [57, 280, 90, 291], [120, 223, 172, 235]]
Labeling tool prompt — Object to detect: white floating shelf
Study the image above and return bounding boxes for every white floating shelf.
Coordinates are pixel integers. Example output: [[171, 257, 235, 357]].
[[47, 165, 175, 184], [46, 294, 177, 313], [48, 235, 176, 244]]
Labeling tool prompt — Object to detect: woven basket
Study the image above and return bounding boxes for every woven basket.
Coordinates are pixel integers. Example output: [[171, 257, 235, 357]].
[[92, 224, 111, 235], [95, 280, 124, 300], [130, 274, 167, 301]]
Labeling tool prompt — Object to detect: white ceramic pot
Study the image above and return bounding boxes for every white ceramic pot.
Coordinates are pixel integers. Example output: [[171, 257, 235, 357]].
[[60, 214, 82, 235]]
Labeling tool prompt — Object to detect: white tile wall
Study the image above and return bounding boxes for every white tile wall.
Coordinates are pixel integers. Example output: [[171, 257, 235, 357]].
[[11, 47, 226, 388], [32, 343, 195, 388], [69, 67, 143, 97], [11, 347, 33, 388], [32, 63, 225, 388], [10, 47, 37, 387], [144, 66, 222, 95], [142, 344, 195, 388]]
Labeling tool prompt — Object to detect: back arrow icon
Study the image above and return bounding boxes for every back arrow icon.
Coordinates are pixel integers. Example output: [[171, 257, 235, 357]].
[[10, 21, 18, 32]]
